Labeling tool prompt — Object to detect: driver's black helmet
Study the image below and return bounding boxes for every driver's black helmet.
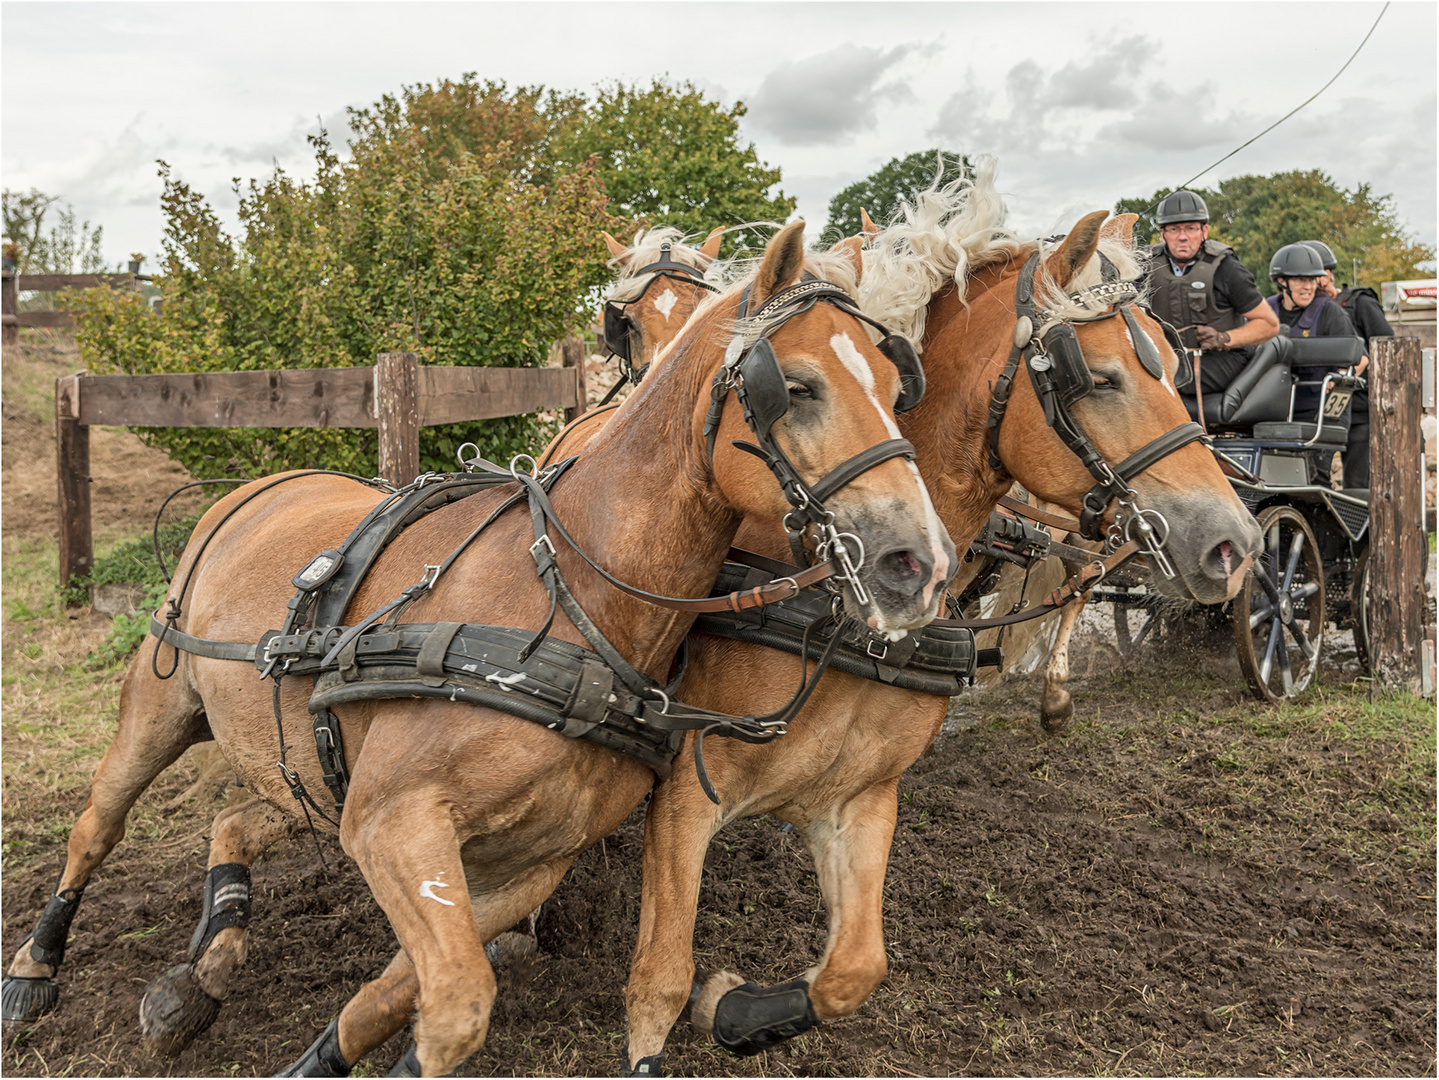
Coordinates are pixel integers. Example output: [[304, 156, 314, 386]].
[[1155, 190, 1209, 226], [1270, 243, 1327, 279], [1298, 239, 1337, 270]]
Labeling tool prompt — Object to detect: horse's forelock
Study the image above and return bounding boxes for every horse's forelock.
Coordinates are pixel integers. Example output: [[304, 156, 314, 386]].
[[608, 226, 725, 304], [1031, 234, 1146, 323], [725, 246, 864, 348]]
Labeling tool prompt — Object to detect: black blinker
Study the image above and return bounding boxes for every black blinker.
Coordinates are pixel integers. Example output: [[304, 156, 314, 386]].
[[602, 302, 633, 363], [1123, 307, 1165, 381], [878, 334, 925, 412], [735, 338, 791, 442], [1039, 322, 1093, 406]]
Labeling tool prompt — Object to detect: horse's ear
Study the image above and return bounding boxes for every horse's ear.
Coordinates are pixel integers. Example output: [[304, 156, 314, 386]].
[[1100, 213, 1138, 245], [1044, 210, 1109, 289], [860, 208, 882, 238], [699, 226, 724, 262], [829, 235, 865, 284], [751, 221, 808, 308], [602, 231, 630, 263]]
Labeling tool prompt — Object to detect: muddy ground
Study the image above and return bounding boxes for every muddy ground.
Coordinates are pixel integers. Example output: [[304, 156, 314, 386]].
[[2, 336, 1434, 1077]]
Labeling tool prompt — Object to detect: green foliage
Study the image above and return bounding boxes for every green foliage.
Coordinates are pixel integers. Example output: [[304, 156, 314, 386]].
[[68, 107, 619, 477], [1116, 170, 1435, 294], [552, 79, 796, 257], [2, 188, 108, 274], [824, 150, 969, 244]]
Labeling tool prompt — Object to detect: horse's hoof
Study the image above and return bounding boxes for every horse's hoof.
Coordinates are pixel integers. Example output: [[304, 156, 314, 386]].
[[139, 963, 221, 1056], [1, 975, 59, 1022], [1040, 696, 1073, 734]]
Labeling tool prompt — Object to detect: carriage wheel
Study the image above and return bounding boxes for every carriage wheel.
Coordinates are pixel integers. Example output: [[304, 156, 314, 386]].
[[1114, 594, 1169, 659], [1233, 505, 1325, 701], [1351, 544, 1372, 673]]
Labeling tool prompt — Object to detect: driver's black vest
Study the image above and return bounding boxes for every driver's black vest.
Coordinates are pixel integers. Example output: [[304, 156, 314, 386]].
[[1144, 240, 1244, 349]]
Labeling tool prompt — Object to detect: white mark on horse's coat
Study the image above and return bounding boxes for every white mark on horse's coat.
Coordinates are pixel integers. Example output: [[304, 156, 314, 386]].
[[652, 288, 677, 321], [420, 872, 456, 907], [828, 332, 952, 611]]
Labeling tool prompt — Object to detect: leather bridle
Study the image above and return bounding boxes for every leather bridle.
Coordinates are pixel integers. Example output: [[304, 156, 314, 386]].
[[602, 242, 721, 386], [985, 249, 1208, 578]]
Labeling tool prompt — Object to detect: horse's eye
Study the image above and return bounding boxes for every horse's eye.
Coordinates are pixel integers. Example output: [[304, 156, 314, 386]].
[[786, 381, 814, 399]]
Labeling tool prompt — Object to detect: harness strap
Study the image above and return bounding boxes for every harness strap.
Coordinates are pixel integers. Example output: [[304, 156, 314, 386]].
[[808, 439, 915, 502]]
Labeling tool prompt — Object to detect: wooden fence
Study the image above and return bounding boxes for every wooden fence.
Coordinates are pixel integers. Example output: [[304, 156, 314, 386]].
[[53, 350, 587, 587], [1, 271, 149, 342]]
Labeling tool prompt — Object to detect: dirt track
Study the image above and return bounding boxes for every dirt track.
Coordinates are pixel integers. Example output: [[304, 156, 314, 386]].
[[2, 337, 1434, 1077]]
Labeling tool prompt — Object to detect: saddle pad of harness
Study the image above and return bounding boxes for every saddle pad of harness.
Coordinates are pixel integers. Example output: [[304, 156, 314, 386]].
[[694, 561, 977, 697], [282, 621, 682, 779]]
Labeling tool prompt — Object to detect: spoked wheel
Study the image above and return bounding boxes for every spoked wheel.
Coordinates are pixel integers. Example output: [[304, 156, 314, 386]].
[[1114, 592, 1171, 659], [1233, 505, 1325, 701], [1351, 544, 1372, 673]]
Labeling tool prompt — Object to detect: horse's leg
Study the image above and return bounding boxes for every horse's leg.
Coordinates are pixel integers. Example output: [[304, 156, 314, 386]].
[[1, 658, 206, 1021], [623, 776, 723, 1075], [1040, 590, 1087, 733], [138, 796, 299, 1055], [690, 779, 900, 1058], [341, 789, 570, 1078]]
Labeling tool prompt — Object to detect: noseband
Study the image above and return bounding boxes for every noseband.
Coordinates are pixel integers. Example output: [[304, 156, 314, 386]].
[[985, 249, 1205, 577], [703, 277, 926, 603]]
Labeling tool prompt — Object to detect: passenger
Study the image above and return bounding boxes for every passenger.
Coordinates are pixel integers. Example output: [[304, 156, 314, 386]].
[[1141, 190, 1280, 418], [1298, 239, 1389, 488], [1266, 242, 1367, 485]]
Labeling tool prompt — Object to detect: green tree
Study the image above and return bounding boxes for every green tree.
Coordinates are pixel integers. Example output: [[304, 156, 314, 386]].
[[68, 122, 619, 479], [3, 188, 107, 274], [823, 150, 969, 244], [1117, 171, 1434, 294], [552, 79, 795, 256]]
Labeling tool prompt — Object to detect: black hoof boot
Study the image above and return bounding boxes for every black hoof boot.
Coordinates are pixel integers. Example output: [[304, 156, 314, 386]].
[[623, 1052, 665, 1076], [387, 1041, 456, 1077], [139, 962, 222, 1056], [277, 1017, 351, 1077], [1, 976, 60, 1022]]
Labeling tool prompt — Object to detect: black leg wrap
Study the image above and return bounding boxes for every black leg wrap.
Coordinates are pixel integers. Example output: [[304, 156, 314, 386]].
[[386, 1041, 456, 1077], [277, 1017, 352, 1077], [29, 883, 86, 968], [624, 1052, 665, 1076], [712, 978, 818, 1056], [188, 863, 252, 961]]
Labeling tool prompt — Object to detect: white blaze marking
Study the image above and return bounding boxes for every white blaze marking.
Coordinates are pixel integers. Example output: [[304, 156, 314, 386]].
[[420, 872, 456, 907], [652, 288, 677, 321], [828, 332, 951, 612]]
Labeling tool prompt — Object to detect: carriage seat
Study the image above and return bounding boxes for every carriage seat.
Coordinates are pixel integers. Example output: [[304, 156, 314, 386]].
[[1205, 335, 1363, 447]]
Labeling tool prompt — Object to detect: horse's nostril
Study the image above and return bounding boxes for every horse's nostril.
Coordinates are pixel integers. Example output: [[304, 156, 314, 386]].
[[877, 549, 927, 591]]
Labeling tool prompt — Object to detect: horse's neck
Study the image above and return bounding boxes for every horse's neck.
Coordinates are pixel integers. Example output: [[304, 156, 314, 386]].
[[906, 278, 1017, 546], [550, 362, 738, 677]]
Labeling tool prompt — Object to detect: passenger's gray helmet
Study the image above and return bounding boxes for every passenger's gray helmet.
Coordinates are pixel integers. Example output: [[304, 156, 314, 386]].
[[1298, 239, 1337, 270], [1155, 190, 1209, 226], [1270, 243, 1327, 279]]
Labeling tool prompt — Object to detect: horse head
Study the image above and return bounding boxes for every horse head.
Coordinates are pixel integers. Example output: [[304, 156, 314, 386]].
[[601, 226, 724, 371], [638, 219, 956, 636], [972, 210, 1262, 603]]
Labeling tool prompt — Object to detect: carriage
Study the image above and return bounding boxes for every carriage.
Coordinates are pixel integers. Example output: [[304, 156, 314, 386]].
[[1091, 334, 1373, 701]]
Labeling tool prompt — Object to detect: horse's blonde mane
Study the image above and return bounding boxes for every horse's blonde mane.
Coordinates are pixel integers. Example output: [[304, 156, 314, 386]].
[[858, 154, 1146, 347], [608, 227, 724, 303], [725, 245, 864, 347]]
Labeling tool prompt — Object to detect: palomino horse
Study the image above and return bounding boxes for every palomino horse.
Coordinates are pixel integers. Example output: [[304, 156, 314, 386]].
[[261, 165, 1263, 1076], [1, 221, 956, 1076]]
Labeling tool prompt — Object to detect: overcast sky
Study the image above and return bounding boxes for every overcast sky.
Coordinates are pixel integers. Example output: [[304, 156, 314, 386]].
[[3, 1, 1435, 271]]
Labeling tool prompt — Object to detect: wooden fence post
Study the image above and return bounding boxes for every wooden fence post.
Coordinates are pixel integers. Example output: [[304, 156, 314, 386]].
[[2, 272, 17, 347], [1368, 336, 1425, 694], [561, 337, 587, 423], [376, 352, 420, 484], [55, 375, 93, 589]]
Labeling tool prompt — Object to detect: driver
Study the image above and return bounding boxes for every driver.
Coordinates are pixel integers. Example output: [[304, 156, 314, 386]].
[[1141, 190, 1279, 417]]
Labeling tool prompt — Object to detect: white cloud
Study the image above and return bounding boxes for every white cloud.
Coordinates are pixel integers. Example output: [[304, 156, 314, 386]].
[[747, 43, 929, 146]]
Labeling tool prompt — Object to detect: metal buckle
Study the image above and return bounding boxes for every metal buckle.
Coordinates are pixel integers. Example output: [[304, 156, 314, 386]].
[[419, 564, 441, 590], [529, 535, 556, 562], [866, 639, 889, 660]]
